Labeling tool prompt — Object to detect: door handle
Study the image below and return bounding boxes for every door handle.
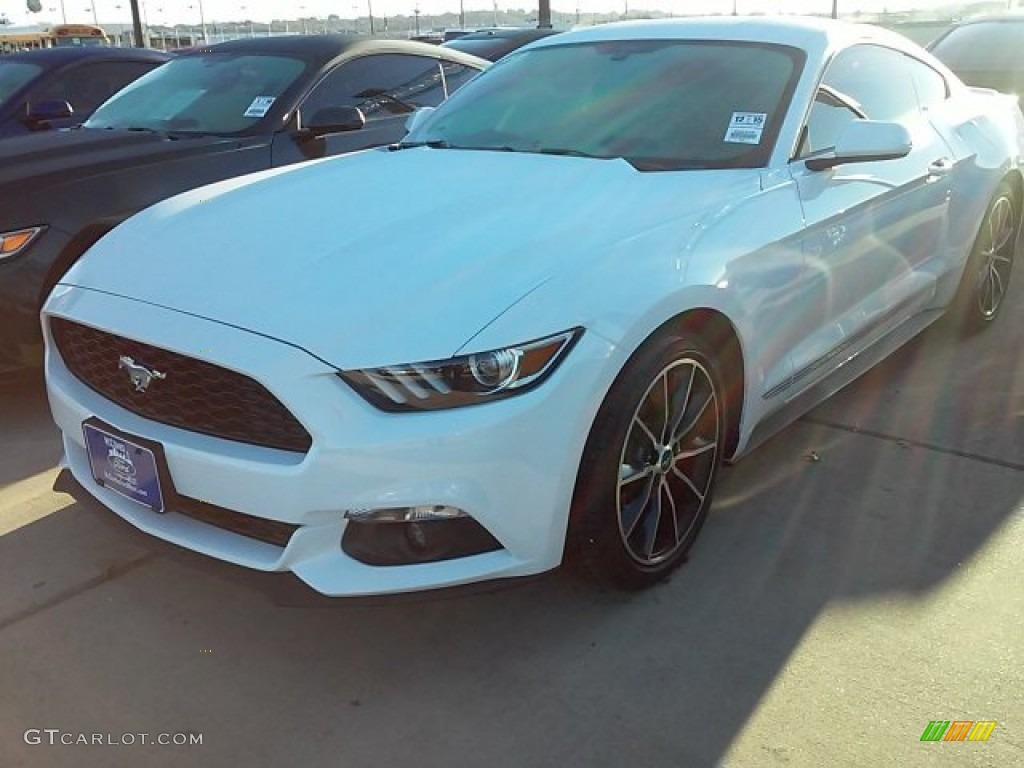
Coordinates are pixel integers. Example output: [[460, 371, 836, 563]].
[[928, 157, 954, 177]]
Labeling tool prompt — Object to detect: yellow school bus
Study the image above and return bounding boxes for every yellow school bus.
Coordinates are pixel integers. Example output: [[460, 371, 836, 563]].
[[0, 23, 108, 54], [50, 24, 109, 47], [0, 25, 52, 53]]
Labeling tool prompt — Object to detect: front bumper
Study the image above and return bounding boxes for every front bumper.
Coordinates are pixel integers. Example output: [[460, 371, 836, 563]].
[[44, 285, 616, 596]]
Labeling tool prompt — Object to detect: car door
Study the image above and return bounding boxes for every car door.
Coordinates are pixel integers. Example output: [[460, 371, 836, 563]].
[[786, 44, 954, 394], [271, 54, 475, 165]]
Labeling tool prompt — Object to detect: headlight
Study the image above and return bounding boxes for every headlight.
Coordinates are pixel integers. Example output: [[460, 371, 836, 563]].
[[0, 226, 44, 262], [340, 328, 583, 412]]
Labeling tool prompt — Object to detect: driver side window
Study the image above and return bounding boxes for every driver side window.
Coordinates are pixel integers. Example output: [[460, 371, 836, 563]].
[[798, 45, 920, 159], [799, 89, 862, 157], [300, 54, 445, 125]]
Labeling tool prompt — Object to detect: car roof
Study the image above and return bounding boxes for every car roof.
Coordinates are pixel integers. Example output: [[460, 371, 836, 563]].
[[452, 28, 559, 42], [441, 28, 562, 61], [527, 16, 922, 59], [187, 34, 489, 70], [943, 14, 1024, 27], [3, 46, 170, 65]]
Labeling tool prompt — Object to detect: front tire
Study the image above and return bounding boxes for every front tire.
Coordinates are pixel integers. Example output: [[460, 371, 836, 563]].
[[949, 180, 1017, 334], [568, 331, 725, 590]]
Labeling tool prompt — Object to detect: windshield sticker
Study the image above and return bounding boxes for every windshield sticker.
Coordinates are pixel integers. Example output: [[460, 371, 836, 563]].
[[243, 96, 276, 118], [724, 112, 767, 144]]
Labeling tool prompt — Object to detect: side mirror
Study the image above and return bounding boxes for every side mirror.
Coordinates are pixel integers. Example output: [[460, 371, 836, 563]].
[[404, 106, 434, 135], [301, 106, 365, 138], [24, 99, 74, 126], [805, 120, 912, 171]]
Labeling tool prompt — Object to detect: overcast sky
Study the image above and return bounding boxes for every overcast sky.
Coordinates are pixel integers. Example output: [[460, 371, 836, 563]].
[[0, 0, 983, 27]]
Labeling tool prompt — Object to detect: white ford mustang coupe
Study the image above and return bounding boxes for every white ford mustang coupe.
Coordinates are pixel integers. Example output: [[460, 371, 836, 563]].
[[44, 18, 1021, 595]]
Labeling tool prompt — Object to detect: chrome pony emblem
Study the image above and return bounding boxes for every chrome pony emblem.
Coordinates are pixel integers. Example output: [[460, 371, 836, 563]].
[[118, 355, 166, 393]]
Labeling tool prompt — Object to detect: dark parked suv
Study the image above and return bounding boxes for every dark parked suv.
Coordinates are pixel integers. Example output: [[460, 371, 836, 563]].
[[929, 17, 1024, 104], [442, 27, 561, 62], [0, 35, 486, 374], [0, 46, 168, 138]]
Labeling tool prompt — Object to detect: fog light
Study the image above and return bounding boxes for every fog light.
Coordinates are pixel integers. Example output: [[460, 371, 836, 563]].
[[344, 504, 467, 523], [342, 509, 501, 566], [404, 504, 465, 521]]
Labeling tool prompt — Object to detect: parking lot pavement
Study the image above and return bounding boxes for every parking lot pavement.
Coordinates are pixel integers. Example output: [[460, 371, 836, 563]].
[[1, 282, 1021, 767]]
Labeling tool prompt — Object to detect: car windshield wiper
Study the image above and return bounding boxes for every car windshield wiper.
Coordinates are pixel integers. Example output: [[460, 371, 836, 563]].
[[390, 139, 454, 151], [122, 125, 213, 140], [477, 145, 521, 152], [390, 141, 521, 152], [110, 125, 183, 139], [626, 156, 722, 171], [536, 147, 606, 158]]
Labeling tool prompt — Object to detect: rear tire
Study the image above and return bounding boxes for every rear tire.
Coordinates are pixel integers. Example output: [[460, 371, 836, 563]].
[[948, 180, 1017, 334], [567, 331, 725, 590]]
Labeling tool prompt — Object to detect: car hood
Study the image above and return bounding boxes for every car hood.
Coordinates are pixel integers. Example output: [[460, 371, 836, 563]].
[[63, 147, 761, 368], [0, 127, 241, 188]]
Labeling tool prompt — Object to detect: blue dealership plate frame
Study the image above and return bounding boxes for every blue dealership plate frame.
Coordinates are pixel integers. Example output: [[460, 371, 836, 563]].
[[82, 419, 166, 513]]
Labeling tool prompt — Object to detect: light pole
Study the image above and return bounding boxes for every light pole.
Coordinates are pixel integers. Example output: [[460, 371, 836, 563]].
[[88, 0, 98, 24], [133, 0, 146, 46], [241, 4, 254, 36], [117, 0, 146, 46], [187, 2, 206, 43], [368, 0, 374, 34]]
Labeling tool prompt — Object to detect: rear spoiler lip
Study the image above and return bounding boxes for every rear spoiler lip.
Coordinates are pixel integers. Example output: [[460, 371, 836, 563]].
[[966, 85, 1017, 99]]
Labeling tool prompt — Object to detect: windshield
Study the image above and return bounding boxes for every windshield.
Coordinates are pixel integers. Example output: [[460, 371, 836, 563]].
[[83, 53, 306, 134], [0, 60, 42, 105], [54, 37, 106, 47], [409, 40, 803, 170]]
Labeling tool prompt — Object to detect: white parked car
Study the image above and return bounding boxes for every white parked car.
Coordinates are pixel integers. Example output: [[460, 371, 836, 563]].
[[45, 17, 1021, 595]]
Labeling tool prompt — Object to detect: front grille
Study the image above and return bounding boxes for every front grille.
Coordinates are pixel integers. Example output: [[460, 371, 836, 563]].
[[51, 317, 312, 453]]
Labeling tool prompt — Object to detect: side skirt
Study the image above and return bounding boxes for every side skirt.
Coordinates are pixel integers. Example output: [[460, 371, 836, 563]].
[[733, 307, 944, 461]]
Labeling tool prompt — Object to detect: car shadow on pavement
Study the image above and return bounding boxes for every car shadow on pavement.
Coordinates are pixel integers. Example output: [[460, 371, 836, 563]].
[[0, 367, 62, 491], [3, 360, 1016, 767]]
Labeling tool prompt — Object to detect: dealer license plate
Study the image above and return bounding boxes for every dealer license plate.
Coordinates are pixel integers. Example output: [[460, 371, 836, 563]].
[[82, 422, 165, 513]]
